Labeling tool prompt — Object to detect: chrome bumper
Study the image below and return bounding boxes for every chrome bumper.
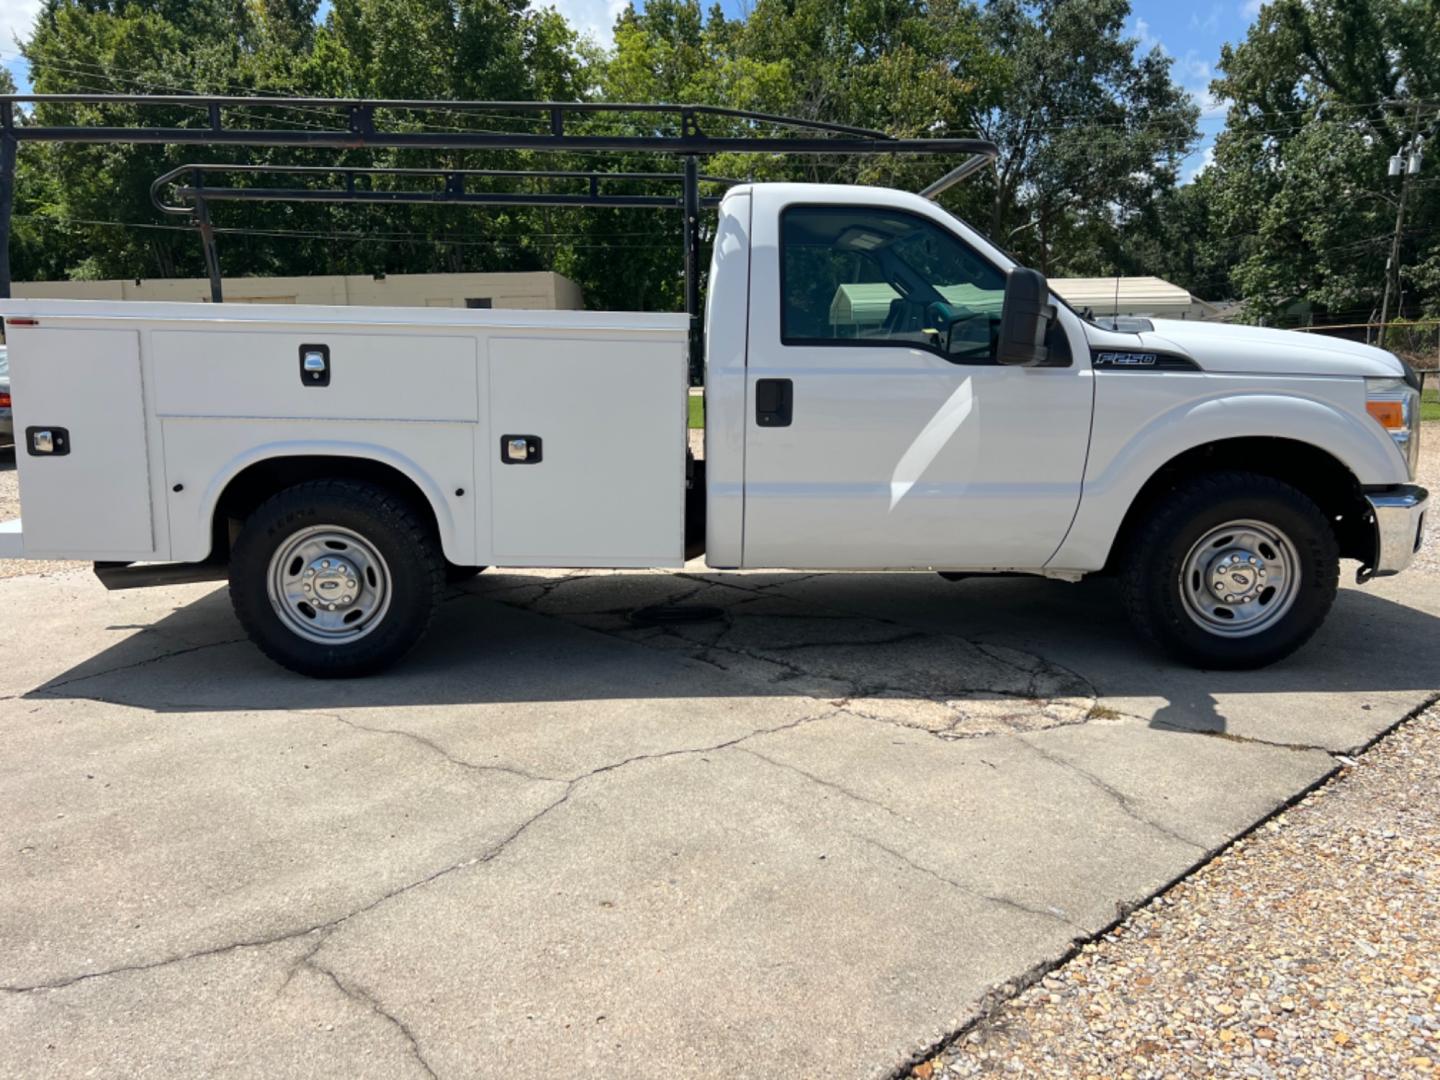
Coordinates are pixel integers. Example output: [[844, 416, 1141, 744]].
[[1362, 485, 1428, 579]]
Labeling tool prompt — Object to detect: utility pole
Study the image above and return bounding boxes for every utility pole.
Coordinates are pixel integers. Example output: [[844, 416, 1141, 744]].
[[1378, 101, 1427, 347]]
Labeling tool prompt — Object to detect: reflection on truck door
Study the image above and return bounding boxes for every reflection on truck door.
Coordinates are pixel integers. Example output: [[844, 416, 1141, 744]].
[[742, 196, 1095, 569]]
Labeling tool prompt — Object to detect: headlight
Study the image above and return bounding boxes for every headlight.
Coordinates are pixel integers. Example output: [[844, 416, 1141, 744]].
[[1366, 376, 1421, 479]]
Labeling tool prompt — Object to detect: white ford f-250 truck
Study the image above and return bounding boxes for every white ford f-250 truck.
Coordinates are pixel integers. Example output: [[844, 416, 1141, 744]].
[[0, 182, 1427, 676]]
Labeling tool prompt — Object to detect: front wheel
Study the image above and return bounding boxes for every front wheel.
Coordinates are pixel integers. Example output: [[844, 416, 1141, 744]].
[[1119, 472, 1339, 669], [229, 480, 444, 678]]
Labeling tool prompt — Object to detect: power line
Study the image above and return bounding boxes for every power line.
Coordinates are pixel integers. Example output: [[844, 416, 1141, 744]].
[[10, 212, 688, 250]]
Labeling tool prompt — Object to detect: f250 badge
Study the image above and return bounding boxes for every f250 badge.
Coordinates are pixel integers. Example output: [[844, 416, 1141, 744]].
[[1094, 351, 1159, 366]]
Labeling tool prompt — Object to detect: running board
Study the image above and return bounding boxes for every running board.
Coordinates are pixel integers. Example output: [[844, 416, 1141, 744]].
[[93, 559, 229, 591]]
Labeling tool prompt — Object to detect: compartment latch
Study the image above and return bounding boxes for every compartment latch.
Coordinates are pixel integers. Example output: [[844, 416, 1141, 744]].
[[501, 435, 542, 464], [299, 344, 331, 386], [26, 427, 70, 456]]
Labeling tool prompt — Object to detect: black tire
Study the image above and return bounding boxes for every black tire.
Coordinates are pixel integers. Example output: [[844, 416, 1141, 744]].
[[1118, 471, 1339, 669], [229, 479, 444, 678], [444, 563, 488, 584]]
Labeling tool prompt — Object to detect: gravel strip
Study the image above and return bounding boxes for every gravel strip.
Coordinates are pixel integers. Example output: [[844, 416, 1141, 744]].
[[931, 704, 1440, 1080]]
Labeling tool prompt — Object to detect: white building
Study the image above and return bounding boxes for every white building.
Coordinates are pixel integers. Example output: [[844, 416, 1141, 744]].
[[11, 270, 583, 311]]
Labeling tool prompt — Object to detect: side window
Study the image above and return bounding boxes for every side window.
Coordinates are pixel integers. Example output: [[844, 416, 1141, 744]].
[[780, 206, 1006, 361]]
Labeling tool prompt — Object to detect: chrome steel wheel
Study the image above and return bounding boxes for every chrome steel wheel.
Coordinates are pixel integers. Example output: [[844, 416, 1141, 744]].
[[266, 525, 392, 645], [1178, 518, 1301, 638]]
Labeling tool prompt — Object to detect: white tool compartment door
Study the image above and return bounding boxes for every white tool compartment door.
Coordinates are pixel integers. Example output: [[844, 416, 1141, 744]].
[[487, 335, 686, 567], [12, 327, 154, 556]]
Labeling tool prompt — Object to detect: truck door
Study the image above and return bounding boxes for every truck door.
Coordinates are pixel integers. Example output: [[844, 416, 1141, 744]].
[[741, 196, 1093, 570]]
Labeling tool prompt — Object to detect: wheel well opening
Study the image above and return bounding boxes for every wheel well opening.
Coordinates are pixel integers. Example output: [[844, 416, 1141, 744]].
[[211, 456, 442, 562], [1105, 438, 1373, 571]]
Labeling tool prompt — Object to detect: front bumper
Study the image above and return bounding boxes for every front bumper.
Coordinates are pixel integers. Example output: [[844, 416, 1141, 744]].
[[1362, 485, 1428, 578]]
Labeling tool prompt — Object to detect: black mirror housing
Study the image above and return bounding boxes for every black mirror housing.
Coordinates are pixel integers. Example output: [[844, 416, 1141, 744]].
[[996, 266, 1055, 366]]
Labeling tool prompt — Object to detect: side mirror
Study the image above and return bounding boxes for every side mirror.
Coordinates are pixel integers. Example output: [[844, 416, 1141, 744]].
[[996, 267, 1055, 366]]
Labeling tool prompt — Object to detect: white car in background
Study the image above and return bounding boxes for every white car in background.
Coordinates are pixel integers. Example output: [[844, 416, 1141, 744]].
[[0, 347, 11, 444]]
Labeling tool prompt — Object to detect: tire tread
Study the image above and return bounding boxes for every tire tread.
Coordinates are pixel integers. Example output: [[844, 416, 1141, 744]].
[[1118, 470, 1339, 669], [229, 479, 444, 677]]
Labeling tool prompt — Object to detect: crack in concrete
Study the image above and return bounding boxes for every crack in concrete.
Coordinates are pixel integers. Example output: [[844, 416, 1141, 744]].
[[1014, 736, 1208, 852], [568, 709, 834, 784], [309, 958, 440, 1079], [30, 637, 250, 694], [303, 710, 568, 785], [749, 630, 935, 653], [732, 743, 1084, 932], [736, 747, 918, 828], [1149, 720, 1331, 754], [476, 571, 1104, 746], [0, 709, 836, 996], [0, 776, 577, 996], [855, 834, 1082, 931], [881, 699, 1440, 1080], [277, 930, 332, 997]]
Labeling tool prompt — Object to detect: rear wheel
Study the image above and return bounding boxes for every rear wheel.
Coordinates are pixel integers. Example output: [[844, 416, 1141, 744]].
[[1119, 471, 1339, 669], [229, 479, 444, 677]]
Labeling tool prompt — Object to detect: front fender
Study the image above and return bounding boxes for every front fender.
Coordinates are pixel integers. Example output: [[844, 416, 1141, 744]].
[[1047, 377, 1406, 572], [181, 439, 464, 564]]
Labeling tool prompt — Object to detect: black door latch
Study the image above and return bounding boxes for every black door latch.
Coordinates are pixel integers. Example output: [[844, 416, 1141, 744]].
[[26, 426, 70, 456], [299, 344, 330, 386], [501, 435, 542, 464], [755, 378, 793, 427]]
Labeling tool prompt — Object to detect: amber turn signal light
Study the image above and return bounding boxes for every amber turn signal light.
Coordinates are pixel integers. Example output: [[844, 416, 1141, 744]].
[[1366, 399, 1405, 430]]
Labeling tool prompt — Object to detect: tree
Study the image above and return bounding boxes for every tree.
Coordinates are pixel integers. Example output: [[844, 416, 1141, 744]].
[[972, 0, 1198, 275], [1203, 0, 1440, 323], [15, 0, 591, 283]]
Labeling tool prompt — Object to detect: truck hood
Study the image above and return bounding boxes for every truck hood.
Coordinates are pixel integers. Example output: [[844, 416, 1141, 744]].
[[1098, 318, 1407, 379]]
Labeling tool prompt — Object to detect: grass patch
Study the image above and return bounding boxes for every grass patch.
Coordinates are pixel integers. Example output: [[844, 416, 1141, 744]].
[[1422, 386, 1440, 424], [688, 392, 704, 429]]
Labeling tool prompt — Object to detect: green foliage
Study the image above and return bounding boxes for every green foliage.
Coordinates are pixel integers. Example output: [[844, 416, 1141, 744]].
[[974, 0, 1198, 276], [1422, 386, 1439, 423], [1200, 0, 1440, 324]]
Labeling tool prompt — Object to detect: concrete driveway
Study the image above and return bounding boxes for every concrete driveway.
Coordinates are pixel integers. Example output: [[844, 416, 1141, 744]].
[[2, 554, 1438, 1078]]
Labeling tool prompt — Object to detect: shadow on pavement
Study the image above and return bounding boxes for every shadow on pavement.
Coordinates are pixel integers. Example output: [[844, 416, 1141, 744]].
[[24, 568, 1440, 741]]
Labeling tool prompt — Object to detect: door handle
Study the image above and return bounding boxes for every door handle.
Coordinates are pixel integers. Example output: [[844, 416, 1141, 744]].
[[755, 378, 793, 427]]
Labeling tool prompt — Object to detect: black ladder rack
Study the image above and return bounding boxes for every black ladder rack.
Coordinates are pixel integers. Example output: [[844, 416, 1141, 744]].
[[149, 163, 747, 305], [0, 94, 998, 374]]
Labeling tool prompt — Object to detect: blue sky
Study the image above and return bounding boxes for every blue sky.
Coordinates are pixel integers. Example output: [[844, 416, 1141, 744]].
[[0, 0, 1256, 181], [1128, 0, 1262, 180]]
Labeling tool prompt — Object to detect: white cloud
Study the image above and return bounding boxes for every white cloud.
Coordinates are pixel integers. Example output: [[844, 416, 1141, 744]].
[[0, 0, 40, 56], [544, 0, 629, 49], [1186, 145, 1217, 183], [1241, 0, 1263, 19], [1134, 17, 1167, 54], [1180, 51, 1212, 83], [1189, 5, 1221, 33], [1192, 87, 1228, 119]]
